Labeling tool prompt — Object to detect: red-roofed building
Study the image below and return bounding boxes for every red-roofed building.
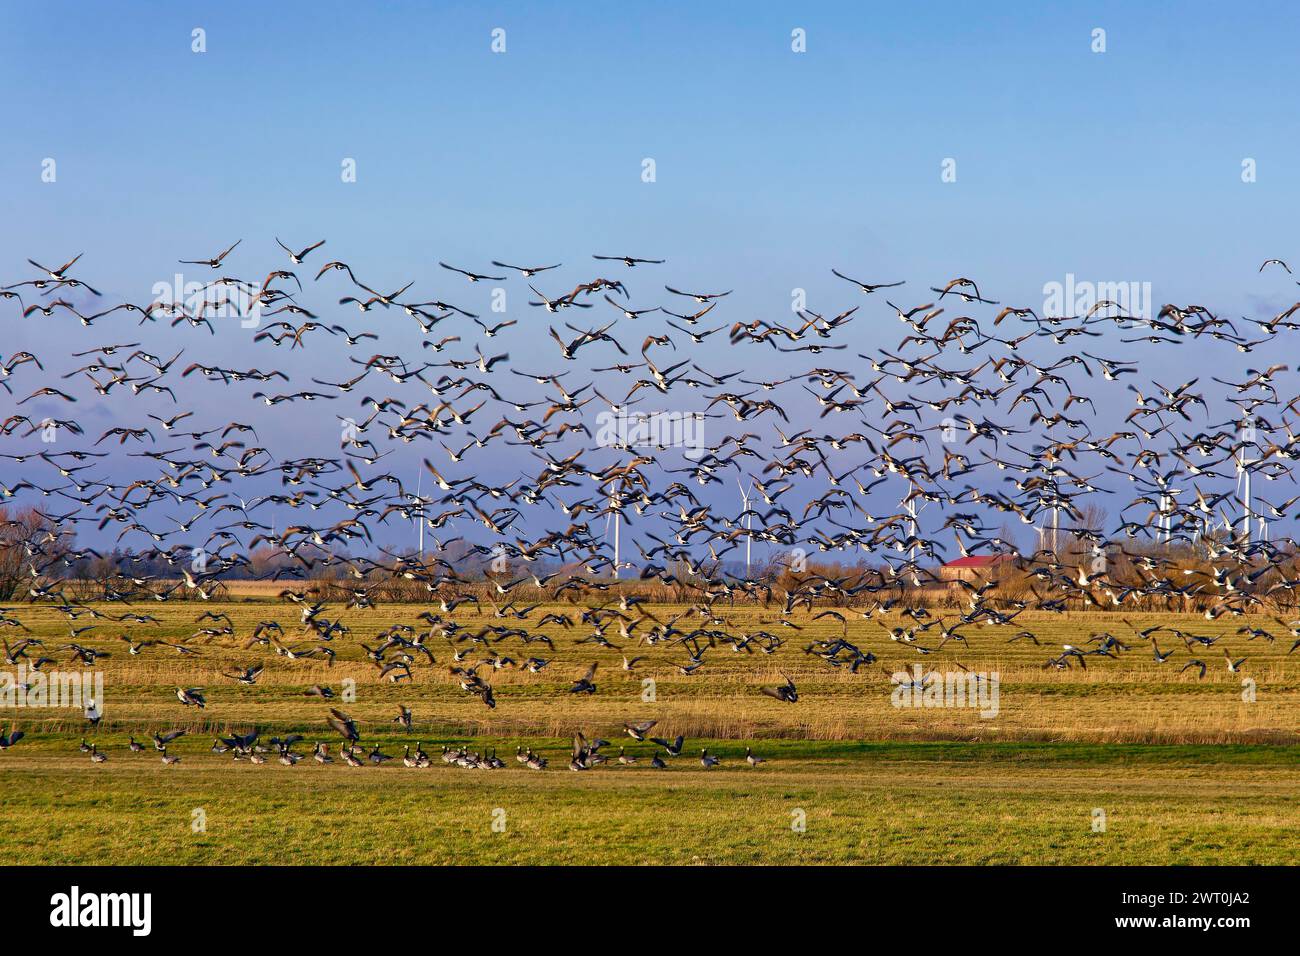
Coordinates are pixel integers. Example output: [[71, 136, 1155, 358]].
[[938, 553, 1017, 584]]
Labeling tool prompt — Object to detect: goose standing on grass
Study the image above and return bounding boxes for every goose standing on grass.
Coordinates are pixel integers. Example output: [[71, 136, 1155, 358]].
[[745, 747, 765, 766], [700, 748, 721, 768], [413, 742, 430, 767]]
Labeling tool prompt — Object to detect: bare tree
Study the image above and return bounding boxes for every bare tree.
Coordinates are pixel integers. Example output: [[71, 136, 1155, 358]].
[[0, 506, 66, 600]]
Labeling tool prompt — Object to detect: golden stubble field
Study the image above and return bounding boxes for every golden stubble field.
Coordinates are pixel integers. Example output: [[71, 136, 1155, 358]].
[[1, 598, 1297, 864], [3, 600, 1295, 742]]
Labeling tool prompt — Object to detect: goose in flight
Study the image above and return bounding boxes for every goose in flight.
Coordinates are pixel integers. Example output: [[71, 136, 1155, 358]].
[[223, 664, 264, 685], [439, 262, 506, 282], [152, 730, 186, 751], [760, 672, 799, 703], [276, 238, 326, 263], [831, 268, 905, 294], [593, 254, 664, 267], [179, 240, 241, 268], [569, 662, 598, 694], [623, 719, 656, 741], [491, 260, 560, 276], [665, 285, 731, 303], [570, 732, 598, 771], [27, 253, 85, 282], [649, 734, 684, 756], [931, 277, 998, 305], [175, 687, 206, 708], [327, 708, 360, 742], [392, 704, 413, 732]]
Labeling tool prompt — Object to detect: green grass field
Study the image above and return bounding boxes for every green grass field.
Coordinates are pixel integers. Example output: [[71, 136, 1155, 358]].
[[4, 739, 1295, 864], [2, 599, 1297, 864]]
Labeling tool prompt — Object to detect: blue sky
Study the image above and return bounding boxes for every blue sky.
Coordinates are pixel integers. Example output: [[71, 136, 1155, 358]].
[[4, 0, 1297, 311], [3, 1, 1299, 554]]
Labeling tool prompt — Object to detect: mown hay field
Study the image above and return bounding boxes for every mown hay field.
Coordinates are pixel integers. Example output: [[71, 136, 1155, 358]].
[[1, 599, 1296, 863]]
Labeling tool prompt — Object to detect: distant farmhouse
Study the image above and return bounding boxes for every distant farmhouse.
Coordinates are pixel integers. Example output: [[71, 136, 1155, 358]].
[[937, 553, 1018, 586]]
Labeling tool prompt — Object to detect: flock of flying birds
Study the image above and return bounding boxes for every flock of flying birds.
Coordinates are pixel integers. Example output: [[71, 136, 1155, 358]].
[[2, 241, 1300, 769]]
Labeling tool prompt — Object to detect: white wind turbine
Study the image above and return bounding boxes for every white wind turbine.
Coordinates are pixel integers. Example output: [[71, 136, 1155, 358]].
[[414, 467, 424, 560], [603, 480, 622, 580], [1147, 471, 1170, 544], [1235, 451, 1254, 545], [901, 480, 929, 561], [1034, 509, 1061, 554], [736, 475, 757, 577], [1032, 484, 1061, 555]]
